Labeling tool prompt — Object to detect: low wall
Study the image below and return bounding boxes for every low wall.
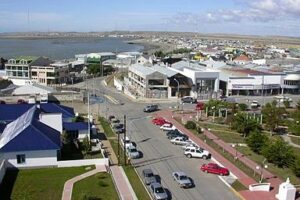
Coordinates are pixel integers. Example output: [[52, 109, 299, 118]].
[[0, 160, 7, 184], [113, 77, 123, 91], [57, 158, 109, 168], [249, 183, 271, 192]]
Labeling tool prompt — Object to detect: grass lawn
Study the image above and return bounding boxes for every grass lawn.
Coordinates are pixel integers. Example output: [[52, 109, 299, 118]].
[[72, 173, 118, 200], [197, 122, 245, 143], [99, 117, 116, 138], [237, 146, 300, 185], [0, 166, 94, 200], [123, 165, 151, 200], [231, 180, 247, 191]]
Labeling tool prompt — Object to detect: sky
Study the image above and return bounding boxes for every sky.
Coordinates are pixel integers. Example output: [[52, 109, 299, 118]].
[[0, 0, 300, 37]]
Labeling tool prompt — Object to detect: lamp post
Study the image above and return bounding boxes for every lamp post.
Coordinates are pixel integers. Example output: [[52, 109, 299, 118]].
[[256, 159, 268, 183], [174, 78, 180, 109], [232, 144, 238, 161]]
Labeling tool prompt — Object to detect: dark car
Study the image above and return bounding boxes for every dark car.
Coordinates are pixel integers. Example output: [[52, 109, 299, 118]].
[[17, 99, 27, 104], [108, 115, 115, 122], [143, 104, 158, 112], [181, 96, 197, 104], [0, 100, 6, 104], [167, 129, 188, 140]]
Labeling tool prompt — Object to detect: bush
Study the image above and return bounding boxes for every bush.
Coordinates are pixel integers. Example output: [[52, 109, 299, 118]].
[[246, 132, 269, 154], [185, 121, 196, 129], [292, 158, 300, 177], [238, 103, 248, 111]]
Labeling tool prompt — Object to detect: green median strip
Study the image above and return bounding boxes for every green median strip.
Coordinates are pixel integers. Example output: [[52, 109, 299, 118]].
[[99, 116, 151, 200]]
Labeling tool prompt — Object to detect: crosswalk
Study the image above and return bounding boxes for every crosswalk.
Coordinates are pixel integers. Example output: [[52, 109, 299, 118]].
[[104, 94, 120, 104]]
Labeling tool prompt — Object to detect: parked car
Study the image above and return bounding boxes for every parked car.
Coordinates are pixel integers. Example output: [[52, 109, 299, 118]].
[[126, 146, 140, 159], [17, 99, 27, 104], [144, 104, 159, 112], [113, 124, 124, 134], [121, 136, 134, 148], [200, 163, 229, 176], [0, 100, 6, 104], [184, 146, 211, 159], [152, 118, 169, 126], [111, 118, 120, 124], [142, 169, 157, 185], [250, 100, 260, 108], [172, 171, 193, 188], [181, 96, 197, 104], [150, 182, 168, 200], [108, 115, 115, 121], [170, 136, 191, 146], [160, 123, 176, 131], [274, 96, 293, 103], [166, 129, 188, 140]]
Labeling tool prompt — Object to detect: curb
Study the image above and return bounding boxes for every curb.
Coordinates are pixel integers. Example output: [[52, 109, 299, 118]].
[[120, 167, 138, 200], [132, 166, 153, 200]]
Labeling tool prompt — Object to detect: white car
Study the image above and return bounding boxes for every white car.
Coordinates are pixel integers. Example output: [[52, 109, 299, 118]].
[[170, 136, 191, 146], [160, 123, 176, 131], [184, 146, 211, 159], [121, 136, 134, 148]]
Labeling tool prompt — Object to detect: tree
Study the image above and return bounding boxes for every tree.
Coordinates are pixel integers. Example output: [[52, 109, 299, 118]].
[[73, 115, 85, 122], [262, 101, 286, 132], [185, 121, 196, 129], [246, 132, 269, 154], [231, 113, 261, 137], [154, 50, 165, 58], [87, 64, 101, 75], [262, 139, 295, 168], [238, 103, 248, 111], [82, 135, 91, 155]]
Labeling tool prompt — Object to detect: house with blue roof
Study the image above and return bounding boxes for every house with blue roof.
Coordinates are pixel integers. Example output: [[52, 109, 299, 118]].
[[63, 122, 93, 141], [0, 106, 61, 168]]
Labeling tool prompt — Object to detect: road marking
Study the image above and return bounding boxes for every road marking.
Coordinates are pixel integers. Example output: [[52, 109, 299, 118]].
[[104, 95, 119, 104]]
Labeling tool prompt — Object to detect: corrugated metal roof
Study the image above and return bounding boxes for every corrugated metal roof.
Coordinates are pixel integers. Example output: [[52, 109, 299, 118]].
[[0, 104, 35, 122], [129, 64, 156, 76], [0, 106, 61, 152], [40, 103, 75, 119], [63, 122, 90, 131], [152, 65, 177, 77]]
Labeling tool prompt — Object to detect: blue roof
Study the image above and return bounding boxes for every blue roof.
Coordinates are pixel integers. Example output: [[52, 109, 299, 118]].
[[40, 103, 75, 119], [0, 106, 61, 153], [0, 104, 35, 122], [0, 123, 7, 133], [63, 122, 89, 131]]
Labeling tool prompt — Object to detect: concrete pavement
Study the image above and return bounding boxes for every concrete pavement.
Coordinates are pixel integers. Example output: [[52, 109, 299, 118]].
[[158, 109, 281, 200]]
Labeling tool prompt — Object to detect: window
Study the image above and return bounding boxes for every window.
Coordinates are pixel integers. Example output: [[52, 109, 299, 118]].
[[16, 154, 26, 164], [31, 71, 37, 76]]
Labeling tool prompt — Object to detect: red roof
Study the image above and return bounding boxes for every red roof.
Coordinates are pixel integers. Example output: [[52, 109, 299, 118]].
[[233, 54, 250, 61]]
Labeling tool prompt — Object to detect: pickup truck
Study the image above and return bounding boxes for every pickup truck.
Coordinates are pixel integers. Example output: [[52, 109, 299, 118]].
[[184, 146, 211, 159]]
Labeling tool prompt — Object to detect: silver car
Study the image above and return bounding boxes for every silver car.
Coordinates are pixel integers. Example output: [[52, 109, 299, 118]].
[[142, 169, 156, 185], [172, 171, 193, 188], [150, 182, 168, 200], [126, 146, 140, 159]]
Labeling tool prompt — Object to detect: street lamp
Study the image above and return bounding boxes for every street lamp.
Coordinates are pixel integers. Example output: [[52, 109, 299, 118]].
[[174, 78, 180, 109], [256, 159, 268, 183], [232, 144, 238, 161]]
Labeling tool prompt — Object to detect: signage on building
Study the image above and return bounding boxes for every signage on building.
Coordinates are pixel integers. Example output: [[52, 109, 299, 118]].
[[232, 84, 254, 89]]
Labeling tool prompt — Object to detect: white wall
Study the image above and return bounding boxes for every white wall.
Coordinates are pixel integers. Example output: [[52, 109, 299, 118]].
[[57, 158, 109, 168], [2, 150, 58, 168], [228, 75, 283, 90], [114, 77, 123, 91], [39, 113, 63, 134]]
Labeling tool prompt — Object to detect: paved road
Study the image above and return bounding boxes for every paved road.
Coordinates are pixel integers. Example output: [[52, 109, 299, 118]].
[[68, 77, 239, 200]]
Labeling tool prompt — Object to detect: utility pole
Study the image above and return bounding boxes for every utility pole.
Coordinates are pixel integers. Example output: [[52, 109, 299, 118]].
[[87, 91, 90, 140], [123, 115, 127, 166], [117, 129, 120, 165]]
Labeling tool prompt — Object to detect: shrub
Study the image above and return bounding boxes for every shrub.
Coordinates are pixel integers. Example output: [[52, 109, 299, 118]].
[[292, 158, 300, 177], [185, 121, 196, 129], [246, 132, 269, 154]]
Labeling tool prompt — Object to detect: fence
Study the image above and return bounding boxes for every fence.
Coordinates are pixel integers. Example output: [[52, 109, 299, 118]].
[[57, 158, 109, 168]]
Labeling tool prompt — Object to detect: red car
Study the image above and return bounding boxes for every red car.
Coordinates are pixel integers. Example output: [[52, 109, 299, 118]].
[[152, 117, 170, 126], [200, 163, 229, 176]]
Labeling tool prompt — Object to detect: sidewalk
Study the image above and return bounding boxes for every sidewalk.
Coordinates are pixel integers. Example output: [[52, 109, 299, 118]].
[[62, 165, 107, 200], [158, 110, 280, 200]]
